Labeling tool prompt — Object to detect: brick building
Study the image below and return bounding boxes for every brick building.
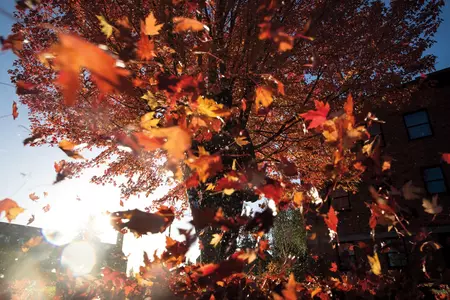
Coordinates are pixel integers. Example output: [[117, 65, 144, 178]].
[[308, 67, 450, 281]]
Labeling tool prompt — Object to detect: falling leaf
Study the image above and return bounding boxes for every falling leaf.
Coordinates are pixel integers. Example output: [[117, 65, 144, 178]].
[[0, 198, 24, 222], [196, 97, 230, 118], [173, 17, 205, 33], [21, 236, 43, 252], [140, 112, 160, 130], [16, 80, 38, 95], [422, 195, 443, 214], [97, 15, 114, 38], [420, 241, 442, 252], [367, 252, 381, 275], [442, 153, 450, 164], [210, 233, 223, 247], [43, 192, 48, 197], [136, 31, 156, 60], [274, 273, 297, 300], [186, 149, 222, 182], [12, 101, 18, 120], [324, 206, 338, 233], [111, 207, 174, 237], [255, 86, 273, 112], [134, 132, 165, 152], [143, 12, 163, 36], [235, 136, 249, 147], [151, 126, 191, 160], [293, 192, 303, 207], [382, 157, 392, 172], [300, 100, 330, 129], [330, 262, 338, 272], [23, 133, 43, 145], [29, 193, 39, 201], [274, 32, 294, 52], [402, 180, 422, 200], [42, 204, 50, 212], [27, 214, 35, 225], [58, 140, 84, 159]]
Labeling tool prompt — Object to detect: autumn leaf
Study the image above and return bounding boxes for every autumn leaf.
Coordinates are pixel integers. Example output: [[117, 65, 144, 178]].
[[324, 206, 338, 233], [136, 31, 156, 60], [235, 136, 249, 147], [186, 148, 222, 182], [420, 241, 442, 252], [21, 236, 43, 252], [140, 112, 160, 130], [210, 233, 223, 247], [12, 101, 18, 120], [97, 15, 114, 38], [42, 204, 50, 212], [58, 139, 84, 159], [274, 32, 294, 52], [330, 262, 338, 272], [173, 17, 205, 33], [27, 214, 35, 225], [402, 180, 422, 200], [134, 132, 165, 151], [143, 12, 163, 36], [23, 133, 42, 145], [151, 126, 191, 160], [196, 97, 231, 118], [300, 100, 330, 129], [29, 193, 39, 201], [255, 86, 273, 112], [367, 252, 381, 275], [16, 80, 38, 95], [293, 192, 303, 207], [273, 273, 297, 300], [442, 153, 450, 164], [0, 198, 24, 222], [422, 195, 443, 214]]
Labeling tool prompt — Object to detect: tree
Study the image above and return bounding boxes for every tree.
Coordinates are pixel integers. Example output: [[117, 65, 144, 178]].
[[6, 0, 443, 266]]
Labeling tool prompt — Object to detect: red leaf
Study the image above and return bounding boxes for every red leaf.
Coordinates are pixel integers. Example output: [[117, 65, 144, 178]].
[[12, 101, 19, 120], [300, 100, 330, 129], [442, 153, 450, 164], [324, 206, 338, 232], [329, 262, 338, 272]]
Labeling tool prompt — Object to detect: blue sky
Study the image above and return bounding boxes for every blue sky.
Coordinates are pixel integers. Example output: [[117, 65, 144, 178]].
[[0, 0, 449, 270]]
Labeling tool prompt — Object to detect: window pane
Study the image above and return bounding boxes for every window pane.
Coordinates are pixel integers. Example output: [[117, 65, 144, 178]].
[[332, 196, 350, 210], [424, 167, 444, 181], [388, 252, 407, 267], [404, 111, 428, 127], [426, 180, 446, 194], [408, 124, 432, 139]]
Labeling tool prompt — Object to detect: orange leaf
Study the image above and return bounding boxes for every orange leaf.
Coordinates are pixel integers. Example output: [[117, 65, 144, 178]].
[[300, 100, 330, 129], [255, 86, 273, 112], [12, 101, 18, 120], [134, 132, 165, 151], [29, 193, 39, 201], [42, 204, 50, 212], [151, 126, 191, 160], [136, 31, 156, 60], [324, 206, 338, 232], [0, 198, 24, 222], [58, 139, 84, 159], [21, 236, 43, 252], [329, 262, 338, 272], [143, 12, 163, 36], [173, 17, 205, 32]]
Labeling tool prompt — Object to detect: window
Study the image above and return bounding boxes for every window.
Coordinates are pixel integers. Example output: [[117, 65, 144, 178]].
[[423, 166, 447, 194], [403, 110, 432, 140], [331, 190, 351, 211], [384, 239, 407, 268]]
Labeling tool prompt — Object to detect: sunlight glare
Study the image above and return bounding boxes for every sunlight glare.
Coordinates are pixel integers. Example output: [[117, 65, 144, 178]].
[[61, 241, 96, 276]]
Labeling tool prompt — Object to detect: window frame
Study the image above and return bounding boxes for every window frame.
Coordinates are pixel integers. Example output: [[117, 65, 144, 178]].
[[421, 165, 448, 195], [330, 191, 352, 212], [402, 109, 433, 141]]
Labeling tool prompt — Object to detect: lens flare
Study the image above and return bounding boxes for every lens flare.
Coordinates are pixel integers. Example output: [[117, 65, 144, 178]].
[[61, 241, 96, 276], [41, 227, 78, 246]]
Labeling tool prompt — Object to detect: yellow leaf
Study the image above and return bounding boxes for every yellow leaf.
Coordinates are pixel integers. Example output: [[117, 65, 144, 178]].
[[196, 97, 230, 118], [367, 252, 381, 275], [97, 15, 114, 38], [140, 112, 160, 130], [143, 12, 163, 36], [255, 86, 273, 111], [210, 233, 223, 247], [173, 17, 205, 33], [223, 188, 235, 195], [234, 136, 249, 147], [141, 91, 161, 110], [422, 195, 443, 214], [151, 127, 191, 160], [0, 198, 24, 222], [293, 192, 303, 207], [206, 183, 215, 191]]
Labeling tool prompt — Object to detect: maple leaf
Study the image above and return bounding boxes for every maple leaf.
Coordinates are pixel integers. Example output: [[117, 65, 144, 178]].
[[300, 100, 330, 129], [442, 153, 450, 164], [21, 236, 43, 252], [42, 204, 50, 212], [235, 136, 249, 147], [256, 182, 283, 205], [330, 262, 338, 272], [58, 140, 84, 159], [402, 180, 422, 200], [173, 17, 205, 33], [274, 273, 297, 300], [0, 198, 24, 222], [27, 214, 35, 225], [151, 126, 191, 160], [97, 15, 114, 38], [140, 112, 160, 130], [293, 192, 303, 207], [50, 33, 131, 106], [23, 133, 42, 145], [143, 12, 163, 36], [210, 233, 223, 247], [274, 32, 294, 52], [136, 31, 156, 60], [367, 252, 381, 275], [134, 132, 165, 152], [12, 101, 18, 120], [324, 206, 338, 233], [422, 195, 443, 215], [255, 86, 273, 112], [111, 207, 174, 237], [195, 97, 231, 118], [186, 148, 222, 182], [29, 193, 39, 201], [16, 80, 38, 95]]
